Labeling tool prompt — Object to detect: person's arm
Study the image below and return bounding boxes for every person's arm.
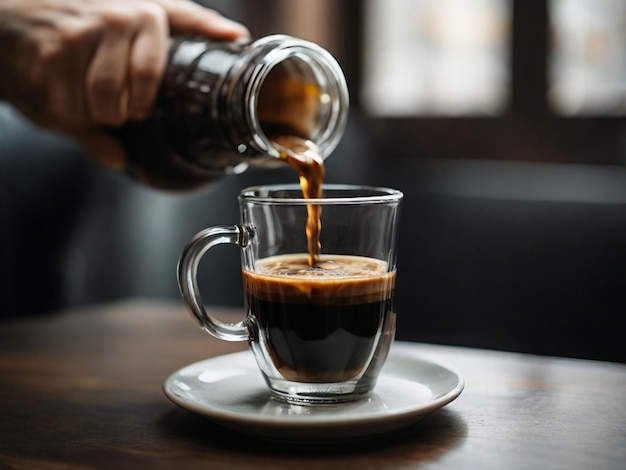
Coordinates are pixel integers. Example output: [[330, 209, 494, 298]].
[[0, 0, 249, 169]]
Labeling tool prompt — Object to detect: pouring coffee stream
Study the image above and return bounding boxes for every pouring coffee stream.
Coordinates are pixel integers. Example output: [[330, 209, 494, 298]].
[[272, 136, 325, 267]]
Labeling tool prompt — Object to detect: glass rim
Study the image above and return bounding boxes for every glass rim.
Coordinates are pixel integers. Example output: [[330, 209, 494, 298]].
[[246, 35, 349, 160], [239, 184, 404, 205]]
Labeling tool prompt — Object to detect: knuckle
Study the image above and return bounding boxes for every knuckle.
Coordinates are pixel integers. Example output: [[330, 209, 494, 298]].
[[100, 8, 135, 31], [57, 19, 97, 47], [36, 39, 62, 65], [133, 3, 167, 27]]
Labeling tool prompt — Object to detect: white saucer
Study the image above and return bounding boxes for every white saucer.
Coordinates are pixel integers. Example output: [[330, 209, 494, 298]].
[[163, 342, 464, 441]]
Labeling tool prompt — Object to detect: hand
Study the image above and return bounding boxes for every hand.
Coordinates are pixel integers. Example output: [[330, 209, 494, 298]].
[[0, 0, 249, 169]]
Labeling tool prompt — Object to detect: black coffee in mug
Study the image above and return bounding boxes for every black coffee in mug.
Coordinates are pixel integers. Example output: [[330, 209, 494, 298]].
[[244, 254, 395, 383]]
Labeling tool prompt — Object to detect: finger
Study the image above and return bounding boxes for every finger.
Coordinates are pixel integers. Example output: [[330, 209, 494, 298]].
[[127, 5, 168, 120], [157, 0, 250, 39], [85, 26, 134, 126], [22, 110, 127, 171], [71, 128, 127, 170], [29, 14, 97, 126]]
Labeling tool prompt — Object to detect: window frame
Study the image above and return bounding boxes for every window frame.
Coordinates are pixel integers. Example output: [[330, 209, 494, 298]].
[[335, 0, 625, 165]]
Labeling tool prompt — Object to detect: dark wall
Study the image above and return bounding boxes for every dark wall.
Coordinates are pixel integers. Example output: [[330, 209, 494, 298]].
[[383, 159, 626, 363]]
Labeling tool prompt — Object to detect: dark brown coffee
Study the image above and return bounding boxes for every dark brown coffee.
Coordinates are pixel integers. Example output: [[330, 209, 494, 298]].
[[257, 60, 322, 141], [244, 254, 395, 383]]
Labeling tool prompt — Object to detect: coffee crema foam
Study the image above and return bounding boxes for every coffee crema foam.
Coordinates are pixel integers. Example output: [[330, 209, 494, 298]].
[[243, 254, 395, 305]]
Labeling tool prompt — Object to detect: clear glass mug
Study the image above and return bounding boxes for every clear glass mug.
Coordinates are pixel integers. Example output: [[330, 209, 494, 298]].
[[178, 184, 403, 404]]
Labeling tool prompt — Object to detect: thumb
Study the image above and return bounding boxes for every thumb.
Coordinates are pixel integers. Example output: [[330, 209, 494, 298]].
[[158, 0, 250, 40]]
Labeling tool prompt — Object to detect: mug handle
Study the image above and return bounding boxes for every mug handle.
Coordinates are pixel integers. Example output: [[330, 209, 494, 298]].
[[177, 224, 251, 341]]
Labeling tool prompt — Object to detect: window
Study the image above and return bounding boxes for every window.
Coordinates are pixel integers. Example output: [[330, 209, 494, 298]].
[[354, 0, 626, 164], [549, 0, 626, 116], [362, 0, 511, 116]]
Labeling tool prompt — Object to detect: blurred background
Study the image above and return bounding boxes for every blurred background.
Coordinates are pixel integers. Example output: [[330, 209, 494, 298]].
[[1, 0, 625, 362]]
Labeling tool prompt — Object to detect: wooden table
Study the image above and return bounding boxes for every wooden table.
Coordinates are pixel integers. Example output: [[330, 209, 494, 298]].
[[1, 300, 625, 469]]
